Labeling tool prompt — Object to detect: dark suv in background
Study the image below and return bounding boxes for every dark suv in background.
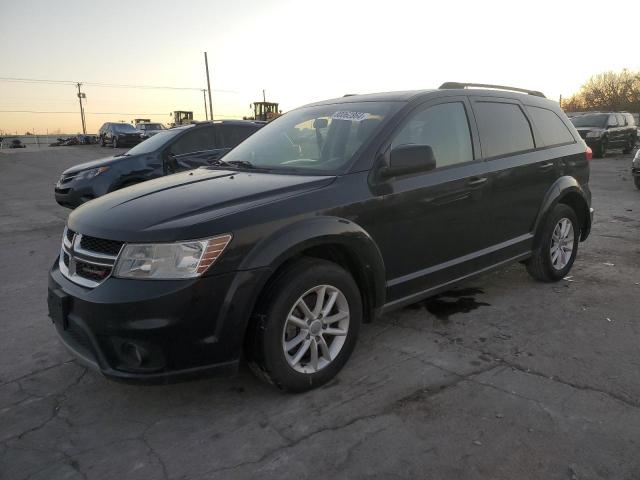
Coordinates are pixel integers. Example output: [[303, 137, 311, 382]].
[[48, 83, 592, 391], [570, 112, 637, 157], [55, 120, 263, 208], [98, 122, 144, 148]]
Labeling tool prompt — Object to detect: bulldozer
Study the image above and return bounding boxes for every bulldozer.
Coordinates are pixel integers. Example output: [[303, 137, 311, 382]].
[[170, 111, 194, 127], [249, 101, 281, 121]]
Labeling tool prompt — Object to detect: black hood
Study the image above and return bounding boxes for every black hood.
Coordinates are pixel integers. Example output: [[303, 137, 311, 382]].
[[63, 154, 140, 175], [68, 168, 335, 242]]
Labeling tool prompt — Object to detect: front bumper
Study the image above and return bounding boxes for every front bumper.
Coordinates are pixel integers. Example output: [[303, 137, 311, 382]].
[[54, 185, 94, 209], [47, 259, 268, 383]]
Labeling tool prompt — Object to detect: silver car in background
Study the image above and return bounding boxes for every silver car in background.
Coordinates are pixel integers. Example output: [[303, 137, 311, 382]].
[[135, 122, 166, 139]]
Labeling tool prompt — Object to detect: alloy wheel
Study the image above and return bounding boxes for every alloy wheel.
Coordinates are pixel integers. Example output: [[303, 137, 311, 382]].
[[282, 285, 350, 374], [550, 218, 574, 270]]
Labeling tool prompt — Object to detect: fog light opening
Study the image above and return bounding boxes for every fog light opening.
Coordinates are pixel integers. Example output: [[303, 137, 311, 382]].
[[121, 342, 146, 367]]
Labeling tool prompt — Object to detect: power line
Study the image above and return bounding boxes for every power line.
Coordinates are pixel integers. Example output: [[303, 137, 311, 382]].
[[0, 76, 237, 93], [0, 109, 242, 117]]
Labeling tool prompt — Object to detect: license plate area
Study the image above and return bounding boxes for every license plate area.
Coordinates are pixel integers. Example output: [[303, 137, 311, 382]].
[[48, 289, 70, 329]]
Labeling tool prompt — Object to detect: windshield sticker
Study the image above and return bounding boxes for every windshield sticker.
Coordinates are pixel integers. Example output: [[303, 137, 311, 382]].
[[331, 111, 370, 122]]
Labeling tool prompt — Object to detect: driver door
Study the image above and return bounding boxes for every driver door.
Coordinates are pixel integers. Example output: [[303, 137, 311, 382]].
[[366, 98, 491, 304]]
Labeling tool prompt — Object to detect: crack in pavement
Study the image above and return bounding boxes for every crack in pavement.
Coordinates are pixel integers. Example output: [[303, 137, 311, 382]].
[[379, 319, 640, 410], [199, 362, 499, 477]]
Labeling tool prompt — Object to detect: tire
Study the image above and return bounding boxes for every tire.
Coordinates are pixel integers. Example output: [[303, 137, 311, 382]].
[[526, 204, 580, 282], [634, 176, 640, 190], [246, 258, 362, 392], [594, 139, 606, 158], [100, 138, 105, 147], [112, 136, 118, 148], [622, 138, 633, 155]]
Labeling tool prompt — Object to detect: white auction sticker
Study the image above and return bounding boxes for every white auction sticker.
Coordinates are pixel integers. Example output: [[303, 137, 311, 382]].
[[331, 111, 370, 122]]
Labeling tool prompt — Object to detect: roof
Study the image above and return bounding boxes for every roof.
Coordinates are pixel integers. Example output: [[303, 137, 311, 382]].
[[300, 85, 552, 109]]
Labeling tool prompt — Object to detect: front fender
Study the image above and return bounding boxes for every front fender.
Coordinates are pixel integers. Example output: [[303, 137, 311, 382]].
[[239, 216, 386, 307], [533, 176, 592, 243]]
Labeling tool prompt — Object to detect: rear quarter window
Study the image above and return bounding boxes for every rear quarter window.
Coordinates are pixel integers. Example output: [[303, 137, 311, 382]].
[[473, 101, 534, 158], [526, 106, 575, 147]]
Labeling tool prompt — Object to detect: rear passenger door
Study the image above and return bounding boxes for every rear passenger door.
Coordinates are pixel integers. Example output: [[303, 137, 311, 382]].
[[472, 98, 570, 256]]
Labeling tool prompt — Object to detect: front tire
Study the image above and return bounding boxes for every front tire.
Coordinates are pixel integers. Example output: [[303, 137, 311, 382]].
[[526, 204, 580, 282], [246, 258, 362, 392], [622, 138, 633, 154], [634, 176, 640, 190], [112, 136, 118, 148]]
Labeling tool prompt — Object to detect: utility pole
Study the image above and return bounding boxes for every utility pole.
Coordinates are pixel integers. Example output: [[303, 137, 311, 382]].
[[202, 89, 208, 121], [263, 89, 266, 102], [204, 52, 214, 121], [76, 83, 86, 134]]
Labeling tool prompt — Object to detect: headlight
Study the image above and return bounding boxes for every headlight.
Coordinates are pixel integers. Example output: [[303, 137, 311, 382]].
[[113, 234, 232, 279], [586, 130, 603, 139], [76, 166, 109, 180]]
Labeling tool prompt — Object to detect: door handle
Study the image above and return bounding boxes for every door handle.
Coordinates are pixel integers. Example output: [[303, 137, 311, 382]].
[[539, 162, 554, 170], [467, 177, 488, 186]]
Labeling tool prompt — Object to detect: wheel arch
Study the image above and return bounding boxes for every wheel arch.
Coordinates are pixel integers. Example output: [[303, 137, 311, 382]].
[[533, 176, 591, 244], [238, 216, 386, 324]]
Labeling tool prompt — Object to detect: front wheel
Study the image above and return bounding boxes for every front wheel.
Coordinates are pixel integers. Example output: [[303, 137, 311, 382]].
[[634, 176, 640, 190], [622, 139, 634, 154], [246, 258, 362, 392], [112, 136, 118, 148], [526, 204, 580, 282]]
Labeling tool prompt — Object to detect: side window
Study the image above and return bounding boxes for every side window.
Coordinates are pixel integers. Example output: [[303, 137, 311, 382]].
[[615, 113, 625, 126], [526, 106, 575, 147], [391, 102, 473, 168], [218, 125, 257, 148], [473, 102, 534, 158], [608, 115, 618, 127], [170, 126, 216, 155], [625, 114, 636, 127]]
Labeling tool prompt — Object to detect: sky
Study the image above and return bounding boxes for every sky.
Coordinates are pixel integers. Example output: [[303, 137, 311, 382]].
[[1, 0, 638, 135]]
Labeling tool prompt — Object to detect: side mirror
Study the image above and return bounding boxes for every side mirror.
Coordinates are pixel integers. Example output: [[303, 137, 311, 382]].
[[381, 145, 436, 178], [313, 118, 328, 129]]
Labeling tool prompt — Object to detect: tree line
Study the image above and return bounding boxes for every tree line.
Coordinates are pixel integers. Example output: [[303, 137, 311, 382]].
[[562, 69, 640, 112]]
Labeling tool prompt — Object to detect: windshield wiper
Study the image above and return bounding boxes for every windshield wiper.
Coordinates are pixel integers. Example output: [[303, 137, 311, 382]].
[[226, 160, 256, 169]]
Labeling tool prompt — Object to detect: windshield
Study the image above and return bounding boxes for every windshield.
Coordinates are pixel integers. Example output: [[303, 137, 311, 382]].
[[113, 123, 138, 133], [221, 102, 401, 174], [126, 128, 184, 155], [571, 114, 608, 128], [139, 123, 164, 130]]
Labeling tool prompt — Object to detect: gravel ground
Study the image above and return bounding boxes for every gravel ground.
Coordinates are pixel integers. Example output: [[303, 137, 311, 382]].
[[0, 145, 639, 480]]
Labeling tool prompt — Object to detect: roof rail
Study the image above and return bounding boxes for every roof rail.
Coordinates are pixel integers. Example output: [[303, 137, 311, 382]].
[[439, 82, 546, 98]]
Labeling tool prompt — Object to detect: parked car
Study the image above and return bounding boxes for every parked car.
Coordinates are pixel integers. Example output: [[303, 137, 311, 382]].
[[570, 112, 637, 157], [135, 122, 166, 139], [48, 83, 593, 391], [98, 122, 144, 148], [55, 120, 263, 208], [632, 148, 640, 189], [9, 139, 26, 148]]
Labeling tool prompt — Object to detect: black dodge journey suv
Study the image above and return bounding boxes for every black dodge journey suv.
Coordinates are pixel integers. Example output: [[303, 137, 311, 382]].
[[48, 82, 593, 391]]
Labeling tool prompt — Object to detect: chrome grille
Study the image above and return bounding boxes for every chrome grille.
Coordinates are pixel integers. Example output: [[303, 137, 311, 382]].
[[60, 227, 124, 288]]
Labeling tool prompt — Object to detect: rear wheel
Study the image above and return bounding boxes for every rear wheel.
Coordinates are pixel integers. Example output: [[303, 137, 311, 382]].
[[594, 139, 607, 158], [622, 138, 633, 154], [246, 258, 362, 392], [634, 176, 640, 190], [526, 204, 579, 282]]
